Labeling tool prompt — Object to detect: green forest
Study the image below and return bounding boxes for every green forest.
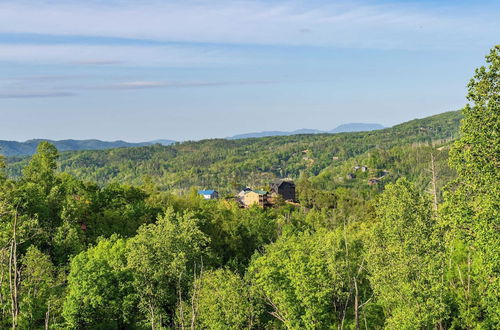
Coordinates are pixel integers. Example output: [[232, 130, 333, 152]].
[[0, 46, 498, 329]]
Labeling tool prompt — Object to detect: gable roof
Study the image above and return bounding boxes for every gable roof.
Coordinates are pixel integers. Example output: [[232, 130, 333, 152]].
[[247, 189, 267, 195], [271, 179, 295, 187], [198, 190, 217, 195]]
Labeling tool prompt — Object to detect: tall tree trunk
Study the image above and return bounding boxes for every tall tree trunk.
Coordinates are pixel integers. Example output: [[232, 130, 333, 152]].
[[8, 211, 19, 330], [354, 277, 359, 330], [149, 301, 155, 330], [429, 153, 439, 214], [0, 249, 6, 319], [45, 301, 50, 330]]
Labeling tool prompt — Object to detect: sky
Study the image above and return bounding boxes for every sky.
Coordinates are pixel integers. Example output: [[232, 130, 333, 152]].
[[0, 0, 499, 142]]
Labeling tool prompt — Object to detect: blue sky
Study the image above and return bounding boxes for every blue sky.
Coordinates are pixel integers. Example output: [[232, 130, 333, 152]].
[[0, 0, 499, 142]]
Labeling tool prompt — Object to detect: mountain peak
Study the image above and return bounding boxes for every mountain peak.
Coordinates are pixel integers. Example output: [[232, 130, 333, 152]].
[[227, 123, 384, 139], [330, 123, 385, 133]]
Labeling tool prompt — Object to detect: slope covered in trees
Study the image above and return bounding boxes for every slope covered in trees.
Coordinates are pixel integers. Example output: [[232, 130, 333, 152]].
[[0, 46, 497, 329], [7, 110, 461, 194], [0, 139, 176, 157]]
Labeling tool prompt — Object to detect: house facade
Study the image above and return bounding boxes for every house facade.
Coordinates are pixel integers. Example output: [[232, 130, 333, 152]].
[[242, 190, 268, 207], [270, 180, 296, 201]]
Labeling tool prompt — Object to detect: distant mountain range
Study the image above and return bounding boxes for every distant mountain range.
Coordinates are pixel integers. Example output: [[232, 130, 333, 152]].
[[0, 139, 176, 157], [1, 123, 384, 157], [227, 123, 384, 139]]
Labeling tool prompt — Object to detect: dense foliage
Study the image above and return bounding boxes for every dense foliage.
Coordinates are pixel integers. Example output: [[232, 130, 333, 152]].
[[7, 110, 461, 195], [0, 139, 175, 157], [0, 46, 497, 329]]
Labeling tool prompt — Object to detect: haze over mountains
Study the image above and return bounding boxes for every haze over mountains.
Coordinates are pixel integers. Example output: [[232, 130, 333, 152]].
[[0, 123, 384, 157], [0, 139, 176, 157], [5, 111, 461, 190], [227, 123, 384, 139]]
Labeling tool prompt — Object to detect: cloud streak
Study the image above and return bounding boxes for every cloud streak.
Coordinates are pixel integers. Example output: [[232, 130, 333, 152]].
[[0, 0, 498, 51], [0, 91, 74, 99], [72, 60, 122, 65], [0, 44, 245, 66], [92, 79, 279, 90], [0, 79, 279, 99]]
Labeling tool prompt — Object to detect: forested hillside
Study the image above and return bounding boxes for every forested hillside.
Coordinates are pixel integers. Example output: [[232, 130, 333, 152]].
[[7, 110, 461, 194], [0, 139, 176, 157], [0, 46, 497, 329]]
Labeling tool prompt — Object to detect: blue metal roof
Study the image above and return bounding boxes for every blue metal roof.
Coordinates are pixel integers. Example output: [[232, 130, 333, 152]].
[[198, 190, 216, 195]]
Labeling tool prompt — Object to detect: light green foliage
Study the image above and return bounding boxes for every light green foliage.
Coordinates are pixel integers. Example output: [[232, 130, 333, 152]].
[[0, 48, 496, 329], [127, 208, 209, 328], [191, 269, 258, 329], [248, 228, 373, 329], [366, 179, 446, 329], [19, 246, 56, 329], [63, 235, 135, 329], [21, 141, 59, 194], [0, 154, 5, 182], [444, 45, 500, 327], [0, 196, 40, 327]]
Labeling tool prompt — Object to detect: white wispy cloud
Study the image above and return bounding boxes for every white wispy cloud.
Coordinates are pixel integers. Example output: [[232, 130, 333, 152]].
[[92, 80, 278, 90], [112, 81, 167, 89], [0, 78, 279, 98], [0, 44, 238, 66], [0, 0, 498, 50], [72, 60, 122, 65]]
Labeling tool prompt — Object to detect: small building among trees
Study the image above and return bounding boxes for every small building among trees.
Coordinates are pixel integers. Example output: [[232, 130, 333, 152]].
[[270, 179, 296, 201], [242, 190, 269, 207], [198, 190, 219, 200]]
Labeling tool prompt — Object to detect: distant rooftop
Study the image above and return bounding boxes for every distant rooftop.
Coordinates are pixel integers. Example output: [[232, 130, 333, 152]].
[[251, 189, 268, 195], [198, 190, 216, 195]]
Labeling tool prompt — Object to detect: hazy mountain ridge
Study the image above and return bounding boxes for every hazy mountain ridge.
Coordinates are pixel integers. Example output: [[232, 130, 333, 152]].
[[1, 123, 383, 156], [227, 123, 384, 139], [5, 111, 461, 192], [330, 123, 384, 133], [0, 139, 176, 157]]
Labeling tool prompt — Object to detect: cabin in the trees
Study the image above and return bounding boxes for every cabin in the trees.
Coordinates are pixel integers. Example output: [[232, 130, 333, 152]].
[[198, 190, 219, 200], [368, 179, 379, 186], [270, 179, 296, 201], [237, 187, 252, 198], [347, 173, 356, 180], [242, 190, 269, 207]]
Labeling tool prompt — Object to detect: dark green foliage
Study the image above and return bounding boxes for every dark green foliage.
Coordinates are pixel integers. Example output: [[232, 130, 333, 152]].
[[0, 139, 175, 157], [6, 111, 461, 195]]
